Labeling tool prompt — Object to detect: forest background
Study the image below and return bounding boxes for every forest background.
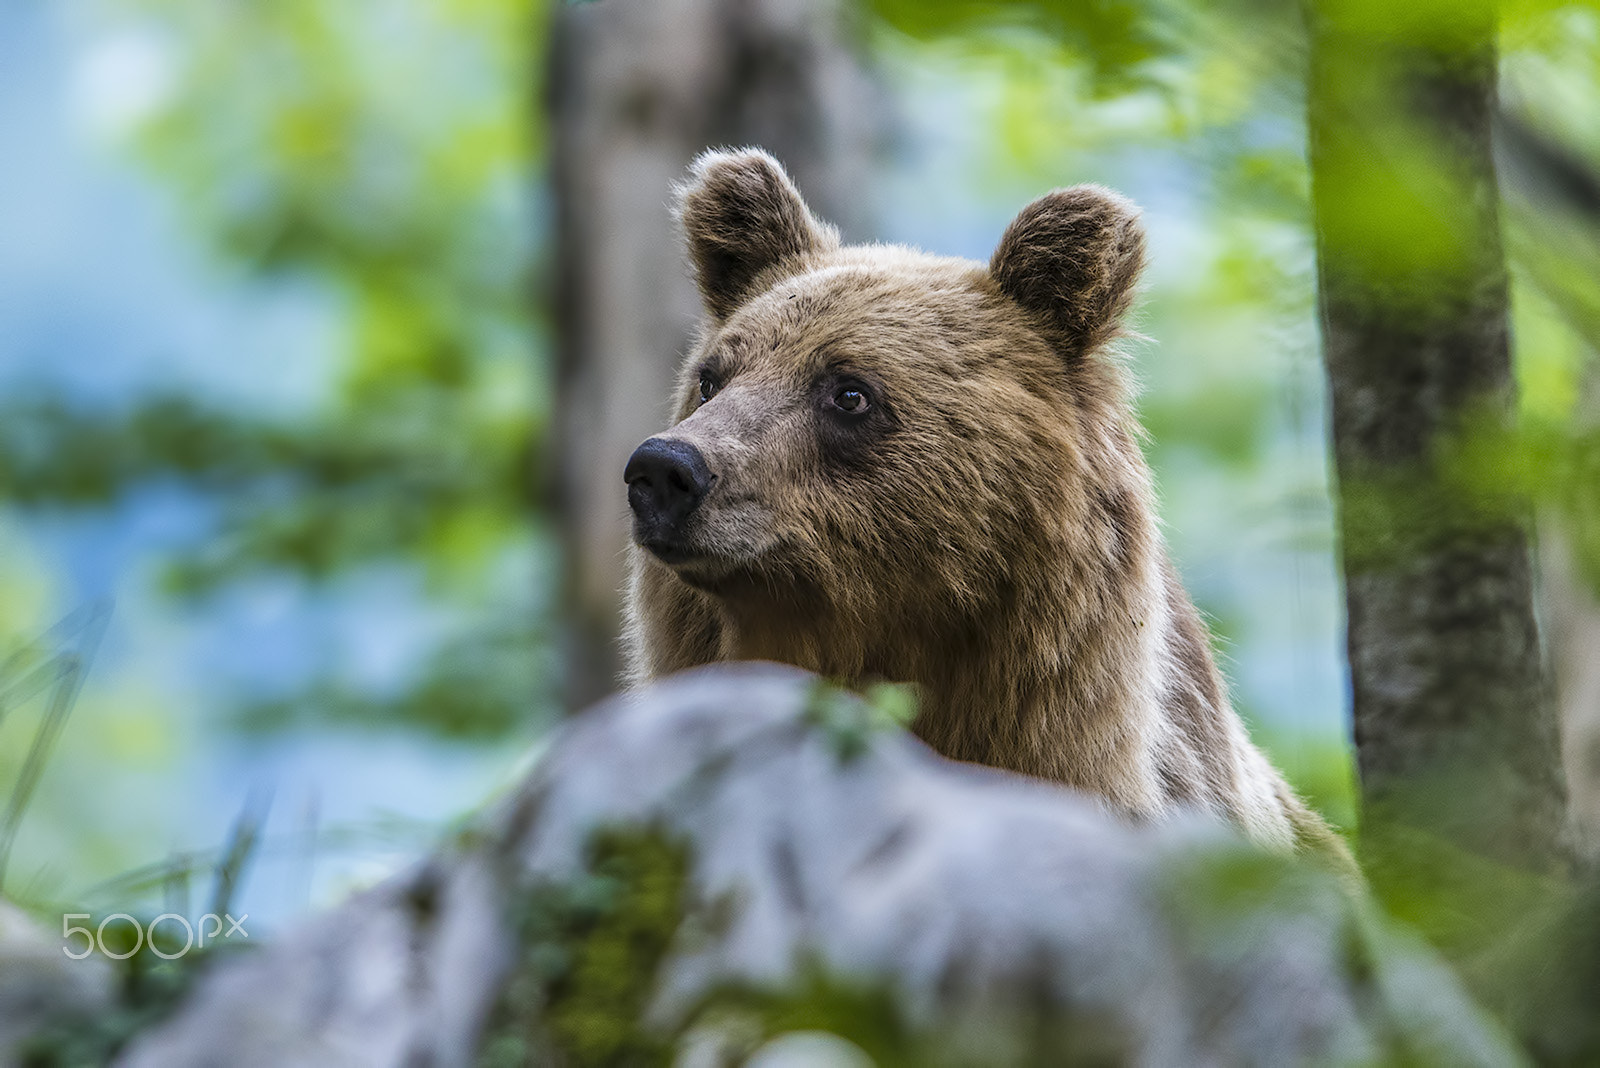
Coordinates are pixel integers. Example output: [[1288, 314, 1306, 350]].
[[1, 0, 1597, 937]]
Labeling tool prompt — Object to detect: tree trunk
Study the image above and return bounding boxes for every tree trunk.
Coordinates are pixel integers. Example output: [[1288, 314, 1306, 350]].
[[1306, 0, 1570, 876], [546, 0, 879, 709]]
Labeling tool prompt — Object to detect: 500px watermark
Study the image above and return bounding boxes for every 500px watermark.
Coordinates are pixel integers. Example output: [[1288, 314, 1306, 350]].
[[62, 912, 248, 960]]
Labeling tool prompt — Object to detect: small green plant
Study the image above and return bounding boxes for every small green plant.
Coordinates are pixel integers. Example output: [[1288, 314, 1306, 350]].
[[803, 679, 919, 763]]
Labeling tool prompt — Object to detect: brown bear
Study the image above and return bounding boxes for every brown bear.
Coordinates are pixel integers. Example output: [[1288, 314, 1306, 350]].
[[623, 147, 1352, 869]]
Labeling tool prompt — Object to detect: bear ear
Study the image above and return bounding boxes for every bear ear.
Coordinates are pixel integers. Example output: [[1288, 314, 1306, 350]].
[[676, 148, 839, 321], [989, 186, 1146, 357]]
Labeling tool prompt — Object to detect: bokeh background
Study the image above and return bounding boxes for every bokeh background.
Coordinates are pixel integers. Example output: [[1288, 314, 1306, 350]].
[[2, 0, 1596, 933]]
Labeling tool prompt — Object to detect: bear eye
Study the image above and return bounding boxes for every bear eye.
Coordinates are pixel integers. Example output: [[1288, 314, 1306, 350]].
[[829, 383, 872, 415], [698, 370, 722, 405]]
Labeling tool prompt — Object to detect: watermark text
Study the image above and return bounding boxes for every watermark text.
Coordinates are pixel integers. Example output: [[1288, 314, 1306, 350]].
[[62, 912, 248, 959]]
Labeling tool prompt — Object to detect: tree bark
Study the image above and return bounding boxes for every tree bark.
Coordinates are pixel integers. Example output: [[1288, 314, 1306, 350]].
[[1306, 0, 1570, 876], [546, 0, 879, 709]]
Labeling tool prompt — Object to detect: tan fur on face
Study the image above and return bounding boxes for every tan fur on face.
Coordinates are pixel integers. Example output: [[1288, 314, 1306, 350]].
[[626, 148, 1356, 875]]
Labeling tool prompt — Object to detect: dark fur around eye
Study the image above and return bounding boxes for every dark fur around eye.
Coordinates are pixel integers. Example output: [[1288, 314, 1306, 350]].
[[698, 368, 722, 405], [815, 374, 892, 474], [820, 376, 876, 416]]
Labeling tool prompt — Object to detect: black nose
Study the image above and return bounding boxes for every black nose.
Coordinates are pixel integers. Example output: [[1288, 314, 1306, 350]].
[[625, 437, 714, 532]]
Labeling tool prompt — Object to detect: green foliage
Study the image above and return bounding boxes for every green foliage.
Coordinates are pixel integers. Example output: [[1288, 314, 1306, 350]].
[[232, 615, 550, 740], [1161, 843, 1334, 946], [531, 831, 686, 1065], [0, 391, 555, 739], [1347, 816, 1600, 1065], [804, 679, 919, 763], [0, 607, 109, 899], [123, 0, 540, 286], [1254, 725, 1360, 836], [107, 0, 546, 440], [0, 0, 557, 742], [690, 968, 917, 1067], [1491, 874, 1600, 1065], [871, 0, 1310, 187], [1360, 817, 1568, 966], [15, 768, 267, 1064], [0, 395, 537, 585], [869, 0, 1179, 97]]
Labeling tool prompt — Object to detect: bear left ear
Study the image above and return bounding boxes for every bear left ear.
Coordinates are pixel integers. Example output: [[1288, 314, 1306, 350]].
[[676, 148, 839, 322], [989, 186, 1146, 357]]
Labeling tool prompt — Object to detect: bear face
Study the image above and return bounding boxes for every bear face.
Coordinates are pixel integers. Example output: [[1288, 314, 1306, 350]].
[[625, 149, 1151, 682]]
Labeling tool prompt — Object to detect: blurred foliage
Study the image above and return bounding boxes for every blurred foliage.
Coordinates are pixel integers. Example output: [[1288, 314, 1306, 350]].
[[1321, 409, 1600, 588], [1256, 726, 1359, 836], [2, 0, 1584, 739], [870, 0, 1310, 179], [0, 0, 555, 740], [233, 614, 548, 739], [0, 605, 108, 900], [0, 395, 535, 588], [870, 0, 1184, 95], [1351, 816, 1600, 1065], [1493, 874, 1600, 1064], [804, 678, 919, 763], [1, 0, 1598, 1056]]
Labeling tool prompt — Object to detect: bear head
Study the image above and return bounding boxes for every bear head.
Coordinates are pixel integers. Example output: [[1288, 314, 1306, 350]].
[[625, 148, 1148, 670]]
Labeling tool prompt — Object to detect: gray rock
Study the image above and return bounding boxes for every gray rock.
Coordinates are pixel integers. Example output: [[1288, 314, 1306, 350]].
[[742, 1032, 876, 1068], [112, 663, 1520, 1067], [0, 899, 113, 1066]]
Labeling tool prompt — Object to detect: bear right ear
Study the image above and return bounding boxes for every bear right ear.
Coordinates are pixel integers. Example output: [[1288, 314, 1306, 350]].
[[990, 186, 1146, 357], [676, 149, 839, 322]]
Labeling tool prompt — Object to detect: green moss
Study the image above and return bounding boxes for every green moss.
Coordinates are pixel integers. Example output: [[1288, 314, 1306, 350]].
[[478, 825, 925, 1066], [481, 826, 690, 1067], [692, 964, 918, 1066]]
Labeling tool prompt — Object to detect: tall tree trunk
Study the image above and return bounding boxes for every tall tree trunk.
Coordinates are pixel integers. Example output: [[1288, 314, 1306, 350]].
[[1306, 0, 1571, 876], [546, 0, 879, 710]]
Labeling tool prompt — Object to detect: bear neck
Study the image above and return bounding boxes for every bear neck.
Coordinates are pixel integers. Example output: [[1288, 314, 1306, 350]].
[[714, 485, 1181, 818], [904, 527, 1175, 816]]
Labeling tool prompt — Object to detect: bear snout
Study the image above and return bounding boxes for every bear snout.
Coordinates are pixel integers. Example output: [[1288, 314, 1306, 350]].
[[625, 437, 716, 560]]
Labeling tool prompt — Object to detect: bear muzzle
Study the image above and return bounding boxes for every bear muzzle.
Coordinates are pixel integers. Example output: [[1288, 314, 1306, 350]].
[[625, 436, 716, 563]]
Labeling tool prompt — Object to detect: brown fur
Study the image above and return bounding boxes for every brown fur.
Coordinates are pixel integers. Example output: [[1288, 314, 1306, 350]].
[[625, 148, 1356, 875]]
